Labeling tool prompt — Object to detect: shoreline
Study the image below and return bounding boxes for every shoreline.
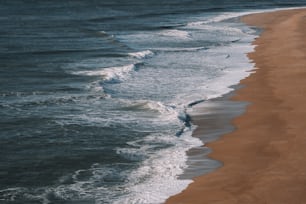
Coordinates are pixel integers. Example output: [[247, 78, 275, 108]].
[[166, 8, 306, 204], [181, 86, 248, 180]]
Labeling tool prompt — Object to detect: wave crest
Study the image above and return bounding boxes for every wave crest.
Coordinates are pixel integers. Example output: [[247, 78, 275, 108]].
[[72, 64, 137, 83], [128, 50, 154, 59]]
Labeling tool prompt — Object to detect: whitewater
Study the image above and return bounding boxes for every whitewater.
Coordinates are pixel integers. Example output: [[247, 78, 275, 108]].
[[1, 1, 306, 203]]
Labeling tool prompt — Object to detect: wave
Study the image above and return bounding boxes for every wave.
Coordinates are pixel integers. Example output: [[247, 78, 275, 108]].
[[0, 164, 129, 204], [119, 99, 194, 138], [0, 130, 203, 204], [122, 100, 174, 113], [116, 147, 148, 162], [113, 131, 202, 204], [97, 30, 110, 37], [119, 100, 179, 122], [187, 12, 254, 26], [0, 91, 52, 97], [128, 50, 154, 59], [154, 46, 207, 52], [72, 64, 138, 83]]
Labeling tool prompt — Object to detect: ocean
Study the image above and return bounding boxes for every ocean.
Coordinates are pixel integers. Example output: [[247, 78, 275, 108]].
[[1, 1, 306, 203]]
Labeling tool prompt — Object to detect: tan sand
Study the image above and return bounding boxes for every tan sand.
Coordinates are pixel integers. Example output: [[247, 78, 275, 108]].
[[166, 8, 306, 204]]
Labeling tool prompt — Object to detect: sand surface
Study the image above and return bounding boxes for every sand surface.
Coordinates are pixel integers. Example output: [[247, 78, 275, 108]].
[[166, 8, 306, 204]]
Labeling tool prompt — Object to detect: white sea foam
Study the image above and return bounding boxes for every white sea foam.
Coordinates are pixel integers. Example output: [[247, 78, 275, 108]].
[[52, 165, 120, 202], [60, 7, 306, 204], [187, 11, 261, 27], [113, 131, 202, 204], [128, 50, 154, 59], [158, 29, 191, 39], [121, 100, 178, 119], [72, 64, 136, 82], [47, 7, 306, 204], [188, 23, 247, 36], [190, 13, 246, 26], [154, 46, 206, 52], [116, 147, 148, 161], [55, 100, 180, 131], [175, 44, 256, 105], [86, 80, 104, 92], [4, 6, 306, 204], [6, 165, 127, 204], [57, 133, 201, 204], [2, 131, 202, 204]]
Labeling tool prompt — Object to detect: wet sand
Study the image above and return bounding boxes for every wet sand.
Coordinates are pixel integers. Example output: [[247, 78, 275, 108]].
[[166, 8, 306, 204]]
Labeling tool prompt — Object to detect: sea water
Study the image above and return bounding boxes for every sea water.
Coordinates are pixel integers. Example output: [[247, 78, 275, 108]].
[[1, 1, 306, 203]]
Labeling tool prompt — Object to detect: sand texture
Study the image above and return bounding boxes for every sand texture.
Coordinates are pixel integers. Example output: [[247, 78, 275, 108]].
[[166, 8, 306, 204]]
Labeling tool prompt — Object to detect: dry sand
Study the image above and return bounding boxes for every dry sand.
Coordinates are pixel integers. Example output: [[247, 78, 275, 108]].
[[166, 8, 306, 204]]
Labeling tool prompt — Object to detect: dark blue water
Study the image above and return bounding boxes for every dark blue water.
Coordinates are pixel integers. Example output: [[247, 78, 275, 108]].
[[1, 1, 306, 203]]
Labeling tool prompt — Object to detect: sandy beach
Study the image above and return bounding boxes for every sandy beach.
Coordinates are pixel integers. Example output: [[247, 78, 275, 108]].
[[166, 8, 306, 204]]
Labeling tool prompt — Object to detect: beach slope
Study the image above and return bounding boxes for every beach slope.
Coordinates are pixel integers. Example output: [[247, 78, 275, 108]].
[[166, 8, 306, 204]]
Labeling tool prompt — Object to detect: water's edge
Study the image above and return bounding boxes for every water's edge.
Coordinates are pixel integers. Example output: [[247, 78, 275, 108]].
[[182, 84, 249, 180]]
